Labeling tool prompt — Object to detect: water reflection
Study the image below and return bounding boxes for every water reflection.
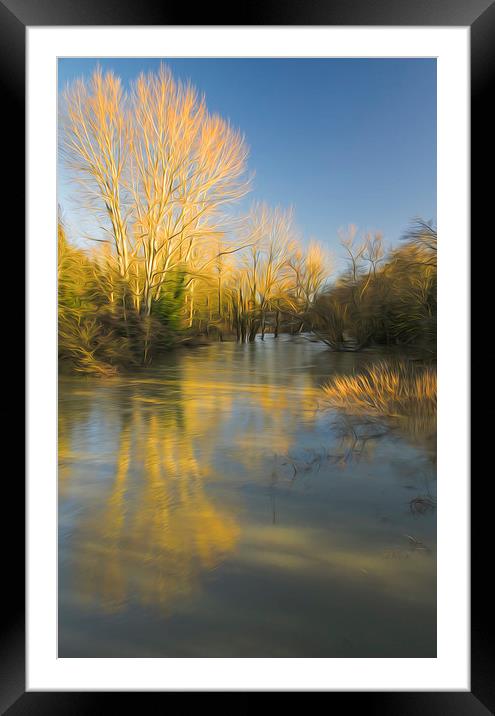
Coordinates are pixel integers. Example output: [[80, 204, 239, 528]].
[[59, 337, 436, 657], [60, 379, 242, 614]]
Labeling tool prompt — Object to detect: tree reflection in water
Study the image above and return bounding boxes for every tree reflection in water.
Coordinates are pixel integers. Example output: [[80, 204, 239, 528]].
[[58, 340, 436, 657], [58, 348, 321, 615]]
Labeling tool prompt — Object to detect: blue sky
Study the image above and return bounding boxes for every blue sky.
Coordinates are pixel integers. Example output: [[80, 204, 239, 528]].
[[58, 58, 436, 269]]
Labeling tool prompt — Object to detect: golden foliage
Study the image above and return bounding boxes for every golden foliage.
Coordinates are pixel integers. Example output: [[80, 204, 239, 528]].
[[60, 65, 436, 370]]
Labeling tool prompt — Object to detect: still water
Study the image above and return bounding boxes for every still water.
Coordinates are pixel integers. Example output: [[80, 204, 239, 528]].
[[59, 336, 436, 657]]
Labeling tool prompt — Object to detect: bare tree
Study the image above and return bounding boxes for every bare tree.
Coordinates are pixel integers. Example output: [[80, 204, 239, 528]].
[[233, 204, 297, 340], [128, 66, 251, 318], [287, 239, 332, 332], [62, 67, 131, 280]]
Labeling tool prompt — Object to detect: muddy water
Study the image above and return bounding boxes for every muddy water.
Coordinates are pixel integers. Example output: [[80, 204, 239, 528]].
[[58, 336, 436, 657]]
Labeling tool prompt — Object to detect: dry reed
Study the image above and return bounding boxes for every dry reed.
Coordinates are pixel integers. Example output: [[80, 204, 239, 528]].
[[321, 361, 436, 419]]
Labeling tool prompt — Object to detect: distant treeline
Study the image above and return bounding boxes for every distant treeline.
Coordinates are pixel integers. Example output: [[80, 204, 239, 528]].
[[309, 220, 436, 354], [59, 216, 436, 374], [58, 66, 436, 375], [58, 207, 332, 374]]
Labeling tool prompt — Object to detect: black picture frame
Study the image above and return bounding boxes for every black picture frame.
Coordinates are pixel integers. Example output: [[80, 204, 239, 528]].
[[1, 1, 481, 712]]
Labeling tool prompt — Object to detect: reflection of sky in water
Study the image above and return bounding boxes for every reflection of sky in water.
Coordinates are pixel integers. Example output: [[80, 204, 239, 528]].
[[59, 336, 436, 657]]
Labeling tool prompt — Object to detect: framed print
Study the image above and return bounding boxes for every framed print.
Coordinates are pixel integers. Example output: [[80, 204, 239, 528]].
[[1, 0, 483, 711]]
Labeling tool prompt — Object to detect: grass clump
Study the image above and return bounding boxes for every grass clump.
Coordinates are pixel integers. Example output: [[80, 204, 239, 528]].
[[322, 361, 436, 418]]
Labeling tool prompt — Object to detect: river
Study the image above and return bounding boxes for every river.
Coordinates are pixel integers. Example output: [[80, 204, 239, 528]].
[[58, 335, 436, 657]]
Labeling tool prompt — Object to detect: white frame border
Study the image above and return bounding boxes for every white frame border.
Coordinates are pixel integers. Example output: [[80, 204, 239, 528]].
[[27, 26, 469, 691]]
